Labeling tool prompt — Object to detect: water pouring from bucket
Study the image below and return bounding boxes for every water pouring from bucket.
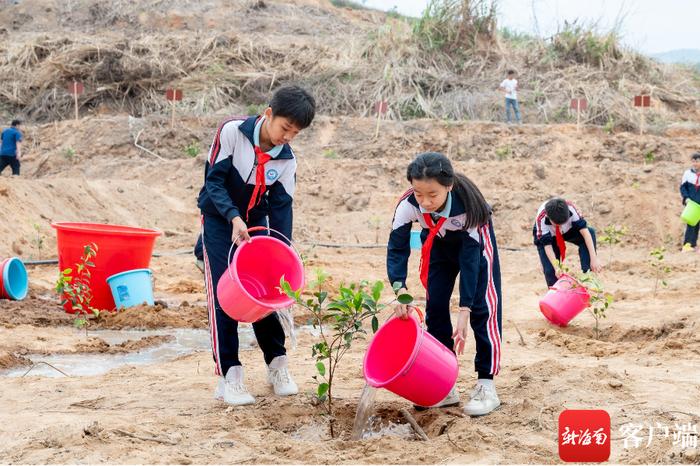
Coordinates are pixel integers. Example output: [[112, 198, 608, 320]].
[[216, 226, 304, 323]]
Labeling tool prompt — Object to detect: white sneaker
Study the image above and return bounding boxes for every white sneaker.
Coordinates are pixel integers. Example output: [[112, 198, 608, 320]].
[[214, 376, 225, 401], [223, 366, 255, 406], [414, 386, 460, 410], [267, 355, 298, 396], [463, 383, 500, 416]]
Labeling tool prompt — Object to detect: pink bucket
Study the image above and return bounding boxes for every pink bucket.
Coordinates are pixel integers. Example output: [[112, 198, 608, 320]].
[[216, 227, 304, 323], [363, 310, 459, 407], [538, 273, 591, 327]]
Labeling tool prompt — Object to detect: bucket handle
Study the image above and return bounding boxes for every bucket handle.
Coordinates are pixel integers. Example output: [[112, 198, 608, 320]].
[[226, 226, 302, 283], [401, 306, 427, 376], [549, 274, 594, 296]]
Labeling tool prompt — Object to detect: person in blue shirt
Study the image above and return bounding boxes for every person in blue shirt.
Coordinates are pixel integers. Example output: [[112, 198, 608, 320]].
[[197, 85, 315, 406], [387, 152, 503, 417], [0, 120, 23, 176]]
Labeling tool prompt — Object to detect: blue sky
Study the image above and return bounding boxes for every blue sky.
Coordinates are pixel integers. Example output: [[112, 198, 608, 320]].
[[359, 0, 699, 54]]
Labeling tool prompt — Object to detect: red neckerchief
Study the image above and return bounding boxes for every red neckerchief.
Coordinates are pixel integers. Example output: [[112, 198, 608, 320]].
[[695, 172, 699, 192], [419, 213, 447, 292], [555, 224, 567, 263], [246, 145, 272, 219]]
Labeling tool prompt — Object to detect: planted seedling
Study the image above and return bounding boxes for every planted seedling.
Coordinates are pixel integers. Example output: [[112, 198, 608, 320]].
[[366, 215, 383, 243], [280, 270, 412, 438], [649, 247, 671, 296], [576, 271, 613, 340], [555, 261, 614, 340], [31, 223, 45, 260], [55, 243, 100, 336], [600, 224, 627, 263]]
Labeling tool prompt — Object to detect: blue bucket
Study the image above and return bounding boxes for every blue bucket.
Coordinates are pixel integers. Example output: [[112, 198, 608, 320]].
[[1, 257, 28, 300], [410, 230, 422, 250], [106, 268, 154, 309]]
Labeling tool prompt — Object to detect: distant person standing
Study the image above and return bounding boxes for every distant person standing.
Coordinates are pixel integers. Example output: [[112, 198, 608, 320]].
[[0, 119, 23, 176], [499, 70, 521, 124]]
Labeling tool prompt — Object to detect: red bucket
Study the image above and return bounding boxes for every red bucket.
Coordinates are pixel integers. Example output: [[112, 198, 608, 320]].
[[216, 227, 303, 323], [51, 222, 161, 313], [538, 273, 590, 327]]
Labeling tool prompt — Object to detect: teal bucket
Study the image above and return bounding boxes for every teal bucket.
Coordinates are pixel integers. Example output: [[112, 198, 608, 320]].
[[1, 257, 28, 300], [410, 231, 422, 250], [106, 268, 154, 309]]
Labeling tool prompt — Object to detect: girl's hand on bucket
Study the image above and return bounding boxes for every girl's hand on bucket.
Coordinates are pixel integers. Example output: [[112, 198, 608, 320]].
[[393, 288, 410, 319], [393, 303, 410, 319], [231, 216, 251, 245], [452, 308, 470, 355]]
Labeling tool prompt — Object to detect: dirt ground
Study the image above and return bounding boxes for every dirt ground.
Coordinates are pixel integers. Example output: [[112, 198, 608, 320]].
[[1, 112, 699, 464]]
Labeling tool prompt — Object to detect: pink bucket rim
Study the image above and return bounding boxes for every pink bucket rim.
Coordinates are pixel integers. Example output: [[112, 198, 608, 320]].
[[551, 273, 590, 295], [230, 235, 303, 309], [363, 313, 423, 388]]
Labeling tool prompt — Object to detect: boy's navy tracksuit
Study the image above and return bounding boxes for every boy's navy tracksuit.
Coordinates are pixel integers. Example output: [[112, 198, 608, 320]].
[[680, 168, 700, 247], [387, 190, 502, 379], [197, 115, 296, 377], [532, 201, 597, 287]]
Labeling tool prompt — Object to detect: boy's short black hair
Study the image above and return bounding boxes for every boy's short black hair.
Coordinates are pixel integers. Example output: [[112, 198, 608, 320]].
[[544, 197, 570, 225], [270, 85, 315, 129], [692, 152, 700, 161], [507, 70, 516, 76], [11, 119, 21, 126]]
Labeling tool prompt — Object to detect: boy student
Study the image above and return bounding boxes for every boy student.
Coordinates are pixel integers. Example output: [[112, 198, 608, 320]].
[[680, 152, 700, 251], [499, 70, 521, 124], [0, 119, 23, 176], [197, 85, 315, 405], [533, 197, 601, 287]]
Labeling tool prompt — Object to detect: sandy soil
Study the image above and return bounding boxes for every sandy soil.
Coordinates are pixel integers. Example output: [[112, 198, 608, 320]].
[[1, 74, 699, 465]]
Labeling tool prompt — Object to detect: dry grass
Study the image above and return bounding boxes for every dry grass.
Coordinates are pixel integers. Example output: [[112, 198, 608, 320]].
[[0, 0, 697, 131]]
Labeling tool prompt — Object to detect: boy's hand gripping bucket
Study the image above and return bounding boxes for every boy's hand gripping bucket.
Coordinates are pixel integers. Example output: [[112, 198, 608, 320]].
[[216, 226, 304, 323], [363, 308, 459, 407], [538, 273, 591, 327]]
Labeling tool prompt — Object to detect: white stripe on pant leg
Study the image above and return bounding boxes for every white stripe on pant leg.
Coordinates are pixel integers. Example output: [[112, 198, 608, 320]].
[[483, 226, 501, 375], [201, 223, 222, 377], [482, 225, 501, 375], [484, 225, 502, 374], [479, 225, 497, 375]]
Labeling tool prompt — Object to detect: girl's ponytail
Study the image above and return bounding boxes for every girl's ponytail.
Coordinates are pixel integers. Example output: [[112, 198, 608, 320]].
[[453, 173, 490, 229]]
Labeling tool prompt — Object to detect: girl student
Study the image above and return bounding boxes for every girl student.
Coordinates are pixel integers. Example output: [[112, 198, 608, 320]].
[[387, 152, 502, 416]]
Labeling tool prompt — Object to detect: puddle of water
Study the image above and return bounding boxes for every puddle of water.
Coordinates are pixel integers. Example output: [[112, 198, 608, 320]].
[[4, 327, 258, 378], [361, 416, 415, 440], [351, 384, 378, 440]]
